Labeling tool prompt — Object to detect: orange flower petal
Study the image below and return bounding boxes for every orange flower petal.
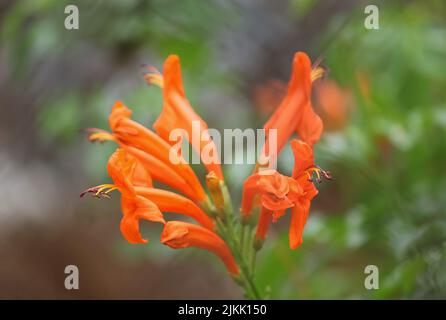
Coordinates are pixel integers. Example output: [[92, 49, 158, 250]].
[[107, 149, 136, 197], [272, 208, 286, 223], [290, 139, 319, 201], [240, 173, 262, 217], [154, 55, 223, 180], [120, 196, 165, 244], [255, 207, 272, 243], [131, 157, 153, 188], [135, 186, 214, 230], [260, 193, 294, 211], [161, 221, 239, 275], [241, 170, 295, 217], [290, 139, 314, 178], [286, 176, 304, 203], [289, 199, 310, 250], [124, 145, 199, 201], [258, 171, 289, 198], [296, 101, 323, 147], [263, 52, 323, 159]]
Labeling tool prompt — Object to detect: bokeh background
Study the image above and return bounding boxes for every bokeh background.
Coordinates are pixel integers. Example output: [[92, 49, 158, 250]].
[[1, 0, 445, 299]]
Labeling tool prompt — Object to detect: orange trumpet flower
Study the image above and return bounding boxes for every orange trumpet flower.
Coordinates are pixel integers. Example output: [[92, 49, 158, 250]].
[[161, 221, 239, 275], [242, 139, 330, 249], [145, 55, 224, 180], [81, 149, 165, 244], [88, 101, 206, 203], [241, 169, 299, 221], [263, 52, 323, 160], [106, 148, 213, 230]]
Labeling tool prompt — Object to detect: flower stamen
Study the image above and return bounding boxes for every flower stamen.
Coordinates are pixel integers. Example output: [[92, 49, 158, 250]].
[[142, 65, 164, 88], [80, 184, 118, 199], [311, 57, 325, 82], [305, 166, 332, 183], [311, 67, 325, 82], [86, 128, 115, 143]]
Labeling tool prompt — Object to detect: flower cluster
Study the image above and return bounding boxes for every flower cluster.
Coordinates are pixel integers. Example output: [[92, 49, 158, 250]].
[[81, 52, 330, 298]]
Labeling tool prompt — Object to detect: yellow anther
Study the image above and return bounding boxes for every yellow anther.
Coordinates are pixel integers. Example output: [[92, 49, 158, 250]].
[[104, 186, 119, 194], [88, 131, 115, 143], [311, 67, 324, 82], [95, 184, 117, 196], [315, 169, 321, 181], [80, 183, 118, 199], [144, 73, 164, 88], [304, 166, 332, 183]]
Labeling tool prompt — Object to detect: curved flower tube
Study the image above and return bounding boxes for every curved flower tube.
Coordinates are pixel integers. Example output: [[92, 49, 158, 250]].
[[161, 221, 239, 276], [80, 149, 165, 244], [263, 52, 323, 160], [148, 55, 224, 180], [135, 186, 214, 230]]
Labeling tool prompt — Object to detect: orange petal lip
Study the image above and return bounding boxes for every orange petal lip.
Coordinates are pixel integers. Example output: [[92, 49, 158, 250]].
[[260, 193, 294, 211], [104, 149, 166, 244], [289, 199, 311, 250], [120, 195, 165, 244], [161, 221, 239, 275], [290, 139, 315, 178], [241, 170, 296, 217]]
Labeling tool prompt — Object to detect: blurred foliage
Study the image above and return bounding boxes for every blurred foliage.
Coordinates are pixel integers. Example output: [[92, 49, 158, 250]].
[[1, 0, 445, 299]]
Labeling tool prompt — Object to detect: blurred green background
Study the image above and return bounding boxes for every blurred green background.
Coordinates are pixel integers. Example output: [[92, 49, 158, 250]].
[[0, 0, 445, 299]]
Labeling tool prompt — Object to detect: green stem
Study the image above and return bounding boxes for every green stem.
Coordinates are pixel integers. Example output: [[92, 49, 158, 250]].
[[240, 224, 246, 250], [216, 219, 260, 299], [243, 226, 252, 256], [250, 249, 257, 275], [208, 180, 262, 299]]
